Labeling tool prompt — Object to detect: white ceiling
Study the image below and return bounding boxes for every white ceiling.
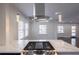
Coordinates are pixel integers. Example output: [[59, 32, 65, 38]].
[[13, 3, 79, 23]]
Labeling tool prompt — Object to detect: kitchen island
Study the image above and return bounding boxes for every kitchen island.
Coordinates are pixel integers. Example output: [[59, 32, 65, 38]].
[[20, 40, 79, 55], [0, 40, 79, 55]]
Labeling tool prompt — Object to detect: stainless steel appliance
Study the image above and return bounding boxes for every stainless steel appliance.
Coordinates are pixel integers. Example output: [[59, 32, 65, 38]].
[[21, 41, 56, 55]]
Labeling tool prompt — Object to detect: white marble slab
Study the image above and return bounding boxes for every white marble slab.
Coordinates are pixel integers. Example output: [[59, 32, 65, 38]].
[[21, 40, 79, 52], [49, 40, 79, 52], [0, 40, 79, 53]]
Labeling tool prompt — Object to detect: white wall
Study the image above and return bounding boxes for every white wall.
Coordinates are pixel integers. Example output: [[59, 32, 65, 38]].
[[0, 4, 27, 52], [28, 21, 57, 40], [28, 21, 79, 40]]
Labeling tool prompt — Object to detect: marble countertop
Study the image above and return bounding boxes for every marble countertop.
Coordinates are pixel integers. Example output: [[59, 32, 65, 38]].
[[0, 40, 79, 53], [22, 40, 79, 52], [49, 40, 79, 52]]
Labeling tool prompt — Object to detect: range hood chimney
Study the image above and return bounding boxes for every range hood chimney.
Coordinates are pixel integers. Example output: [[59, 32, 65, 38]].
[[34, 3, 45, 18], [32, 3, 49, 22]]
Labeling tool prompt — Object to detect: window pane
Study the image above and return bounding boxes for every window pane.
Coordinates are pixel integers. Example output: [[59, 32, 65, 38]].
[[18, 21, 24, 30], [18, 21, 24, 40], [71, 26, 76, 36], [72, 32, 76, 36], [39, 25, 47, 34], [72, 26, 76, 29], [71, 26, 76, 33], [57, 26, 64, 33], [25, 23, 29, 37]]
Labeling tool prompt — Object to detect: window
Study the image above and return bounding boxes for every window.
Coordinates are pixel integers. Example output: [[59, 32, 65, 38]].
[[71, 26, 76, 33], [39, 25, 47, 34], [71, 26, 76, 46], [18, 21, 29, 40], [57, 26, 64, 33], [25, 23, 29, 37], [71, 26, 76, 36], [18, 21, 24, 40]]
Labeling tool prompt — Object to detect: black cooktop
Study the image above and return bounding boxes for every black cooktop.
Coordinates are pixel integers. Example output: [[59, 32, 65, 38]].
[[24, 41, 55, 50]]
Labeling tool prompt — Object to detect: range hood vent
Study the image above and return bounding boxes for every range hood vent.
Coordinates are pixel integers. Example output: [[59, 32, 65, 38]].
[[29, 3, 50, 22], [34, 3, 45, 18], [29, 3, 52, 22]]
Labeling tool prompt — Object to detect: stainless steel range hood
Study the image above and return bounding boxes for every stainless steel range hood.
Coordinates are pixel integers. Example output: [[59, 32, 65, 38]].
[[34, 3, 45, 18], [29, 3, 50, 22]]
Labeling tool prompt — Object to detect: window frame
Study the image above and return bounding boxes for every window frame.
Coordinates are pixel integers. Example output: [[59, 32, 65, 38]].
[[39, 24, 47, 34], [57, 25, 64, 33]]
